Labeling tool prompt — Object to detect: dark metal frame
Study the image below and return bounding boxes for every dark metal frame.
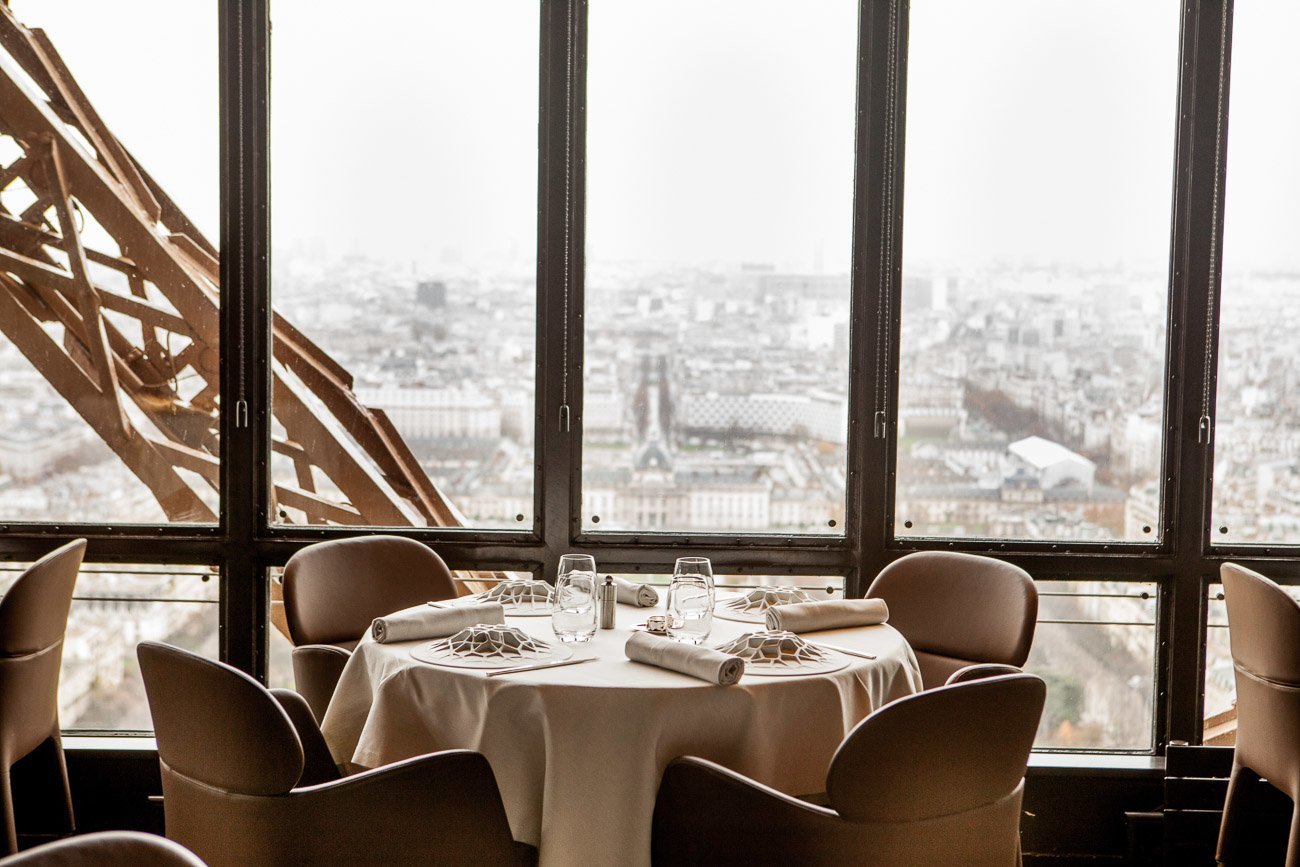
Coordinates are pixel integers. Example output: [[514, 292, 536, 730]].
[[0, 0, 1289, 756]]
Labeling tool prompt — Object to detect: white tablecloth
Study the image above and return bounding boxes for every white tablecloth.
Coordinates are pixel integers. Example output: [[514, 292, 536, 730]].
[[321, 600, 921, 867]]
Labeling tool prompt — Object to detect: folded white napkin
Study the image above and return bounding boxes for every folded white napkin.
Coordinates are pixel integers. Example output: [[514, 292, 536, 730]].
[[371, 602, 506, 644], [625, 631, 744, 685], [764, 598, 890, 633], [614, 577, 660, 608]]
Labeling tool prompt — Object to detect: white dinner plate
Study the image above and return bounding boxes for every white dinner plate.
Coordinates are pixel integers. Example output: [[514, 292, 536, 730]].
[[737, 656, 851, 677], [410, 637, 575, 669]]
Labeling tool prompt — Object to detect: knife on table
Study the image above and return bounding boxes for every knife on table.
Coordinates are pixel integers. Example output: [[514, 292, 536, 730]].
[[486, 657, 598, 676], [811, 642, 877, 660]]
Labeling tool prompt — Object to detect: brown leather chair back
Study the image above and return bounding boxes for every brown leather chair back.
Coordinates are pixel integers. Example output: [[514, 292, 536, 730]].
[[136, 643, 529, 866], [0, 539, 86, 759], [867, 551, 1038, 688], [1220, 562, 1300, 800], [1222, 562, 1300, 685], [0, 539, 85, 853], [827, 673, 1045, 823], [0, 539, 86, 657], [653, 673, 1044, 866], [137, 642, 304, 796], [1217, 563, 1300, 864], [0, 831, 206, 866], [283, 535, 456, 646]]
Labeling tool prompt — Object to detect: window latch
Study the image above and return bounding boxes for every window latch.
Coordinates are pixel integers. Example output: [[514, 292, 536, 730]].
[[1197, 415, 1213, 445]]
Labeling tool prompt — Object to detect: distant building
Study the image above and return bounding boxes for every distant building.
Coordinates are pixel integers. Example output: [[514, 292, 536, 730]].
[[416, 280, 447, 308], [679, 391, 847, 444], [1008, 436, 1096, 492]]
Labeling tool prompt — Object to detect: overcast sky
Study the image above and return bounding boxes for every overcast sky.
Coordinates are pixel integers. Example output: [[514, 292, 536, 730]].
[[6, 1, 1296, 274]]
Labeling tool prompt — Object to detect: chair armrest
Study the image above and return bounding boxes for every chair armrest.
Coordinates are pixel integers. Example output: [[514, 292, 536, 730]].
[[945, 663, 1024, 685], [269, 688, 341, 786], [653, 757, 859, 866], [290, 643, 351, 723], [174, 750, 524, 865], [286, 750, 522, 863]]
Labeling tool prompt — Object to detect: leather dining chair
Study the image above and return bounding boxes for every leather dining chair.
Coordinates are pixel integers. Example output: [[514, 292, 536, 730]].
[[1217, 562, 1300, 867], [653, 672, 1045, 866], [137, 641, 530, 866], [0, 831, 205, 866], [282, 535, 458, 721], [0, 539, 86, 855], [866, 550, 1038, 689]]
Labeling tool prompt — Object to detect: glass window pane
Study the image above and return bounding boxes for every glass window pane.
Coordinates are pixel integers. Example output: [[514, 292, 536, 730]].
[[1211, 4, 1300, 545], [0, 2, 219, 523], [611, 572, 844, 599], [1026, 580, 1157, 751], [894, 1, 1179, 542], [269, 2, 538, 529], [582, 1, 857, 535], [0, 562, 219, 733]]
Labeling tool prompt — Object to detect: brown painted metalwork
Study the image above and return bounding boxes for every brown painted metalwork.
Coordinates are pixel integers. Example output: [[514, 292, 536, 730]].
[[0, 5, 465, 528]]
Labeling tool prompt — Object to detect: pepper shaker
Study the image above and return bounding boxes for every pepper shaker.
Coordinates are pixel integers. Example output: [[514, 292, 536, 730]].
[[598, 574, 617, 629]]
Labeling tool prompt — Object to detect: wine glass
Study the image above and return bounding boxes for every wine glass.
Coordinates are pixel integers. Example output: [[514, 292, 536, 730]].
[[552, 554, 598, 642], [667, 557, 715, 644]]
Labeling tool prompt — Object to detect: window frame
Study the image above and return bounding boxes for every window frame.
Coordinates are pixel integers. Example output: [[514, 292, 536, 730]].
[[0, 0, 1284, 752]]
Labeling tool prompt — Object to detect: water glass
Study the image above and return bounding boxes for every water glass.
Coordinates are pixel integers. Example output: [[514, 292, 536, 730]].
[[667, 557, 715, 644], [552, 554, 598, 642]]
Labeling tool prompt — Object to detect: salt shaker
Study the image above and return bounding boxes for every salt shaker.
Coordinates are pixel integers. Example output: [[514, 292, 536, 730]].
[[598, 575, 617, 629]]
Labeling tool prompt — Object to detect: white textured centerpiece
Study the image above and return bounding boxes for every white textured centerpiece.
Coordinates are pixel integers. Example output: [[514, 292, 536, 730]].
[[474, 578, 555, 615], [714, 586, 819, 624], [410, 623, 573, 669], [712, 630, 849, 676]]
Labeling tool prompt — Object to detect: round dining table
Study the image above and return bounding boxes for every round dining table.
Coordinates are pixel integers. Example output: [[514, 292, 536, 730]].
[[320, 597, 921, 867]]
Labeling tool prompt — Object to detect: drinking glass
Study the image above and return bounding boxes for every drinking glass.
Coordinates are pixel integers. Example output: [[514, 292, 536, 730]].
[[552, 554, 598, 642], [667, 557, 715, 644]]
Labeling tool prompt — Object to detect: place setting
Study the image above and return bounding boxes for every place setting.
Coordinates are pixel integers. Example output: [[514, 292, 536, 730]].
[[367, 597, 590, 674], [368, 551, 893, 685], [622, 557, 894, 683]]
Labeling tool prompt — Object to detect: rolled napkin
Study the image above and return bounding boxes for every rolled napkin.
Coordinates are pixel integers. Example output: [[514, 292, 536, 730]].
[[614, 576, 660, 608], [765, 598, 890, 633], [371, 602, 506, 644], [625, 631, 744, 685]]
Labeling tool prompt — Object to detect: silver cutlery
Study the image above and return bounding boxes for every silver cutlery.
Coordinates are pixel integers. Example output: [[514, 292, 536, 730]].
[[486, 656, 598, 676], [811, 642, 877, 660]]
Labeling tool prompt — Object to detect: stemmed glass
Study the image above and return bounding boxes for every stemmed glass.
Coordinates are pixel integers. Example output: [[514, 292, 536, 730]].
[[667, 557, 715, 644], [552, 554, 598, 642]]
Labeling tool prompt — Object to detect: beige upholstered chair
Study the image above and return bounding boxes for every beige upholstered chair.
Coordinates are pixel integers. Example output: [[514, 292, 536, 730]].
[[1217, 563, 1300, 866], [137, 641, 530, 866], [282, 535, 457, 720], [866, 551, 1038, 689], [0, 540, 86, 855], [653, 672, 1045, 866], [0, 831, 205, 866]]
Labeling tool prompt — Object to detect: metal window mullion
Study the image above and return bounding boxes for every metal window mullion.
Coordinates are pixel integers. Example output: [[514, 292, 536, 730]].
[[535, 0, 586, 582], [1161, 0, 1234, 747], [217, 0, 270, 679], [849, 0, 908, 597]]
